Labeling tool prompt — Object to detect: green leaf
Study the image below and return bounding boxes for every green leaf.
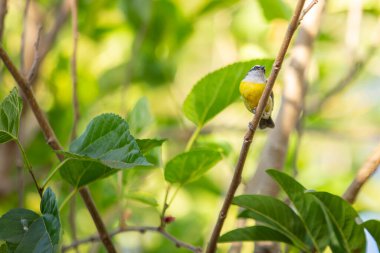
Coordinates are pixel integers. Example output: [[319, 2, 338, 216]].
[[219, 226, 292, 244], [0, 243, 8, 253], [125, 192, 158, 207], [194, 0, 239, 18], [59, 113, 151, 187], [40, 188, 60, 249], [126, 97, 154, 135], [183, 59, 274, 127], [309, 192, 366, 252], [267, 170, 330, 252], [136, 138, 166, 154], [0, 88, 23, 143], [257, 0, 291, 21], [233, 195, 308, 251], [363, 220, 380, 249], [164, 149, 222, 185]]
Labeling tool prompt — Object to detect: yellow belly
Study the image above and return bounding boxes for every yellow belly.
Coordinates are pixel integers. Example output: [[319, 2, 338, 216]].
[[240, 81, 266, 111]]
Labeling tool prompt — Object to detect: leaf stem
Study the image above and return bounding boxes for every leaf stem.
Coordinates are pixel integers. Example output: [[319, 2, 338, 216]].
[[42, 161, 65, 190], [185, 126, 201, 151], [60, 188, 78, 212], [15, 139, 43, 197], [160, 185, 171, 227]]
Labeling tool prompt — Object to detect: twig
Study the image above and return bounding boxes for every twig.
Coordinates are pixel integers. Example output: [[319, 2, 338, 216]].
[[0, 46, 117, 253], [20, 0, 32, 75], [27, 26, 42, 83], [205, 1, 307, 252], [70, 0, 79, 141], [62, 226, 202, 253], [343, 143, 380, 204], [0, 0, 7, 42], [298, 0, 318, 24]]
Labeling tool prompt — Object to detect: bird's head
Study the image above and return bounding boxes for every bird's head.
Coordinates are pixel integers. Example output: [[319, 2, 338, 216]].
[[249, 65, 266, 74]]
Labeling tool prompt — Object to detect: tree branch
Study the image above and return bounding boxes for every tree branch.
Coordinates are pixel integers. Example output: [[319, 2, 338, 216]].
[[343, 143, 380, 204], [0, 0, 7, 42], [70, 0, 79, 141], [0, 46, 116, 253], [62, 226, 202, 253], [205, 1, 307, 252], [20, 0, 32, 75]]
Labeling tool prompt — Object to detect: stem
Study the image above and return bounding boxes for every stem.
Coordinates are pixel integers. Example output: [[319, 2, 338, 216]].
[[205, 1, 307, 252], [41, 161, 65, 189], [185, 126, 201, 151], [160, 185, 171, 227], [60, 188, 77, 212], [15, 139, 43, 197]]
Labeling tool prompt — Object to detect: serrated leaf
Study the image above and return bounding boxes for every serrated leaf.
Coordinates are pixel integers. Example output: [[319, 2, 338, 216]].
[[219, 226, 292, 244], [126, 97, 154, 135], [164, 149, 222, 185], [183, 59, 274, 127], [233, 195, 308, 251], [267, 170, 329, 252], [0, 88, 23, 143], [125, 192, 158, 207], [59, 113, 151, 187], [363, 220, 380, 249], [40, 188, 60, 249], [257, 0, 291, 21], [309, 192, 366, 252], [136, 138, 166, 154]]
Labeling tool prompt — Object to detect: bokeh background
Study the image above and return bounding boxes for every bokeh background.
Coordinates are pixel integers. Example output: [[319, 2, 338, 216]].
[[0, 0, 379, 252]]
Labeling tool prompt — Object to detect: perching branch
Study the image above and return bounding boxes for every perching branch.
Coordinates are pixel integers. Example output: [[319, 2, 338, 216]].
[[62, 226, 202, 253], [0, 46, 117, 253], [298, 0, 318, 23], [205, 1, 308, 252], [343, 143, 380, 204]]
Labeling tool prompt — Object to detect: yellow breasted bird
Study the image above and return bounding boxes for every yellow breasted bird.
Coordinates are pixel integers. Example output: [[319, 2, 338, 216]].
[[239, 65, 275, 129]]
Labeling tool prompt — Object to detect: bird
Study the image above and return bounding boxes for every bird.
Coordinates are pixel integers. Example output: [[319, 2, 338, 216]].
[[239, 65, 275, 129]]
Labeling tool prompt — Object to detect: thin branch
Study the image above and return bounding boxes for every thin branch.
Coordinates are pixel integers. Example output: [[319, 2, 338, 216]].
[[343, 143, 380, 204], [0, 46, 117, 253], [27, 25, 42, 83], [298, 0, 318, 24], [62, 226, 202, 253], [0, 0, 7, 42], [20, 0, 32, 75], [205, 1, 307, 252], [70, 0, 79, 141]]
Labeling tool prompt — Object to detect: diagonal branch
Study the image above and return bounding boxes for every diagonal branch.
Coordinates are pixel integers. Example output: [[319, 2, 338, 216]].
[[205, 1, 308, 252], [0, 46, 116, 253], [0, 0, 7, 42]]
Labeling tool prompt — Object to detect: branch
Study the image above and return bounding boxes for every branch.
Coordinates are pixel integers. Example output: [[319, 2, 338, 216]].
[[342, 143, 380, 204], [27, 26, 42, 83], [0, 46, 116, 253], [70, 0, 79, 141], [205, 1, 307, 252], [62, 226, 202, 253], [20, 0, 32, 75], [0, 0, 7, 42], [298, 0, 318, 23]]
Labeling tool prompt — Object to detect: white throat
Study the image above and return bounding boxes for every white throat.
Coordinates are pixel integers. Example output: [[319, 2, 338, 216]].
[[243, 71, 266, 84]]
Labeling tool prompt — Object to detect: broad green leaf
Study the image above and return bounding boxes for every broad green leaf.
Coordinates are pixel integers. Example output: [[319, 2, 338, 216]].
[[40, 188, 60, 249], [183, 59, 274, 127], [136, 139, 166, 154], [267, 170, 330, 252], [0, 243, 7, 253], [125, 192, 158, 207], [15, 218, 53, 253], [126, 97, 154, 135], [363, 220, 380, 249], [309, 192, 366, 252], [59, 113, 151, 187], [0, 88, 23, 143], [219, 226, 292, 244], [257, 0, 291, 21], [233, 195, 307, 251], [164, 149, 222, 185]]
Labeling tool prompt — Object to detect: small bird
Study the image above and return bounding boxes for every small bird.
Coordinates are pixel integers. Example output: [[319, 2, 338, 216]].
[[239, 65, 275, 129]]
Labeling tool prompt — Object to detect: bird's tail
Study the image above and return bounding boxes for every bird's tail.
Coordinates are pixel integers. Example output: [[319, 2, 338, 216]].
[[259, 117, 275, 129]]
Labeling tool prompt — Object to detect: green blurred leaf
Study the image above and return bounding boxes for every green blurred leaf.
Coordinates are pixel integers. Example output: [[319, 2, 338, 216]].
[[257, 0, 291, 21], [164, 149, 222, 185], [219, 226, 292, 244], [309, 192, 366, 252], [0, 243, 8, 253], [136, 138, 166, 154], [125, 192, 158, 207], [183, 59, 273, 127], [267, 170, 330, 252], [127, 97, 154, 135], [234, 195, 307, 250], [59, 113, 151, 187], [363, 220, 380, 249], [0, 88, 22, 143], [194, 0, 239, 18]]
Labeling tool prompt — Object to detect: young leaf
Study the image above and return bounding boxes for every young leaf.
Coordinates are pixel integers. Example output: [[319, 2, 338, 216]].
[[136, 138, 166, 154], [126, 97, 154, 135], [59, 113, 151, 187], [183, 59, 274, 127], [125, 192, 158, 207], [267, 170, 330, 252], [233, 195, 308, 251], [309, 192, 366, 252], [0, 88, 23, 143], [363, 220, 380, 249], [164, 149, 222, 185], [40, 188, 60, 249], [257, 0, 291, 21], [219, 226, 292, 244]]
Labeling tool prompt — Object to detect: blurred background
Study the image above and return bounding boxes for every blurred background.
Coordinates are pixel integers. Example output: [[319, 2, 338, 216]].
[[0, 0, 379, 252]]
